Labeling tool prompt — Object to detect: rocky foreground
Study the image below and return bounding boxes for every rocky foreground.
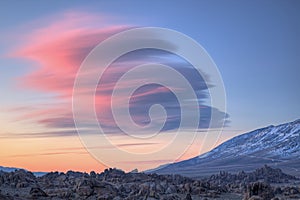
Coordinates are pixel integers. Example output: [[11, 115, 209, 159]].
[[0, 165, 299, 200]]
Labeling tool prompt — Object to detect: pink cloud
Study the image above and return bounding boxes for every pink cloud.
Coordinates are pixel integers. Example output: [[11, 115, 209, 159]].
[[10, 11, 131, 130], [13, 11, 128, 97]]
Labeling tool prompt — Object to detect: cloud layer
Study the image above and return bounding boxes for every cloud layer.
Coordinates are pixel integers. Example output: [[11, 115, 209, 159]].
[[11, 11, 228, 138]]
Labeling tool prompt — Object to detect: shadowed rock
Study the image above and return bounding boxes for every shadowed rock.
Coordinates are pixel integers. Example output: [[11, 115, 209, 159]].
[[0, 166, 298, 199], [30, 187, 48, 197]]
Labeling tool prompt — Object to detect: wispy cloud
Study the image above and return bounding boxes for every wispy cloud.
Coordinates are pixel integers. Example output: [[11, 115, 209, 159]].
[[0, 130, 77, 139], [46, 142, 159, 151], [117, 159, 173, 165], [8, 151, 89, 158], [3, 142, 159, 158]]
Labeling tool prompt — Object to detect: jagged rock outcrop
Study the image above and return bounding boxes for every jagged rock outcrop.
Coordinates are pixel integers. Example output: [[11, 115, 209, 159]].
[[243, 182, 274, 200], [207, 165, 297, 185], [0, 166, 299, 199], [30, 187, 48, 197]]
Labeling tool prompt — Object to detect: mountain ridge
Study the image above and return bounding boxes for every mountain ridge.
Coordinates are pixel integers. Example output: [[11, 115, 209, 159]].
[[0, 166, 46, 177], [150, 119, 300, 177]]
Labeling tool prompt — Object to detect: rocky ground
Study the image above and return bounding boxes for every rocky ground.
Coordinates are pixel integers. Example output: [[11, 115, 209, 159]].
[[0, 165, 299, 200]]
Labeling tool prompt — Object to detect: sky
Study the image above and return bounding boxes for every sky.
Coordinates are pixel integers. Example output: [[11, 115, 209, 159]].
[[0, 0, 299, 173]]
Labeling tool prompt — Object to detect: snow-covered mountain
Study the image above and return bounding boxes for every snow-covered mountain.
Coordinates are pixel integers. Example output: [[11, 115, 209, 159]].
[[151, 119, 300, 177]]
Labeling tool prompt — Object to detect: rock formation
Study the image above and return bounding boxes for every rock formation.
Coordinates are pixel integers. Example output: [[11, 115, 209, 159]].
[[0, 165, 299, 199]]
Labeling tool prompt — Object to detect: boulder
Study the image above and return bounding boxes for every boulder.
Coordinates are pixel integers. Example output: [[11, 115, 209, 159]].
[[30, 187, 48, 197]]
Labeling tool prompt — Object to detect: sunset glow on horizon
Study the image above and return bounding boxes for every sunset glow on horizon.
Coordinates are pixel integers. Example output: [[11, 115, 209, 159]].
[[1, 1, 299, 173], [1, 10, 223, 172]]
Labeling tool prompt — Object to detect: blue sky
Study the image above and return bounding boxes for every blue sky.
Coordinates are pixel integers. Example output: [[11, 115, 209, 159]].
[[0, 0, 299, 171]]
